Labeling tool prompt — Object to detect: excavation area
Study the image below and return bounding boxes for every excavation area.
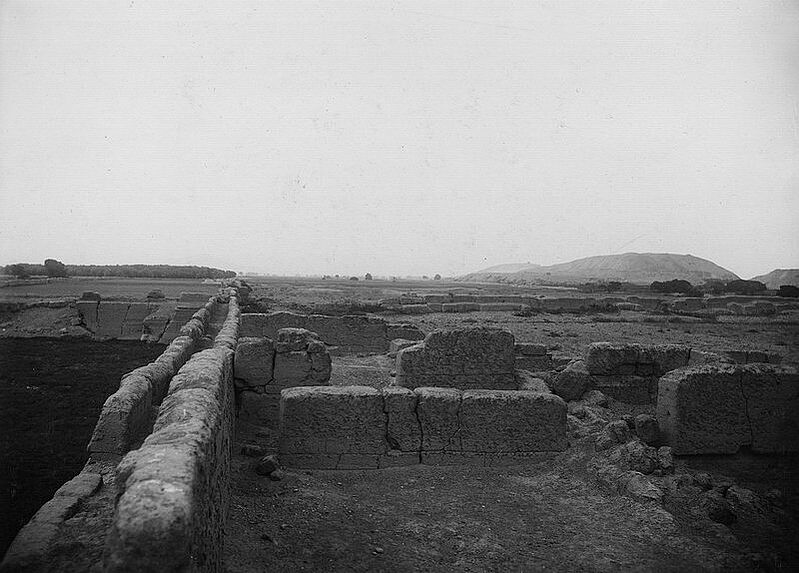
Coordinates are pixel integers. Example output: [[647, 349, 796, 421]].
[[0, 338, 164, 556], [0, 277, 797, 572]]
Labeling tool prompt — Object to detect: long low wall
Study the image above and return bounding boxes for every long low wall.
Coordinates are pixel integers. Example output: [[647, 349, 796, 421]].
[[87, 296, 220, 461], [1, 289, 241, 573], [657, 363, 799, 455], [278, 386, 568, 469], [240, 311, 424, 354], [103, 294, 240, 572]]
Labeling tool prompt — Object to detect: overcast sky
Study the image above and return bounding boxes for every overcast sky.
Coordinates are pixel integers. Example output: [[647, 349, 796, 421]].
[[1, 0, 797, 278]]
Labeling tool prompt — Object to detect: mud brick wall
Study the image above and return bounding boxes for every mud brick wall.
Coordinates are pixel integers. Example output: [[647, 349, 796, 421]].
[[2, 289, 240, 573], [75, 291, 216, 343], [584, 343, 691, 404], [103, 299, 240, 572], [657, 364, 799, 455], [278, 386, 567, 469], [395, 328, 516, 390], [234, 328, 332, 439], [87, 296, 220, 461], [240, 311, 423, 354]]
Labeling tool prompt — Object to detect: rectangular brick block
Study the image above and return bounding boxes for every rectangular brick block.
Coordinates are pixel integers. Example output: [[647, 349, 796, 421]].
[[279, 386, 387, 456], [234, 337, 275, 386], [459, 390, 567, 452]]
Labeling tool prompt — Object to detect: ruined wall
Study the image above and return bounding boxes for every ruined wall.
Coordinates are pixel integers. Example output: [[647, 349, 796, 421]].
[[584, 343, 691, 404], [0, 291, 239, 572], [103, 295, 240, 572], [240, 311, 423, 354], [278, 386, 567, 469], [657, 363, 799, 455], [395, 328, 516, 389], [87, 296, 220, 461], [75, 291, 215, 343]]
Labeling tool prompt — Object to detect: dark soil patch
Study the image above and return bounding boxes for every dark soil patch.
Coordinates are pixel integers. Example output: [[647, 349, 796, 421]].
[[0, 338, 164, 558]]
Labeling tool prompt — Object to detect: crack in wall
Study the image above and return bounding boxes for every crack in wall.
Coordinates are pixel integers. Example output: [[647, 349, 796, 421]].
[[119, 303, 132, 338]]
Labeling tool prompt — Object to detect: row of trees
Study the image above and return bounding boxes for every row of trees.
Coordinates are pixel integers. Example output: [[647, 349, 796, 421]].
[[4, 260, 236, 279]]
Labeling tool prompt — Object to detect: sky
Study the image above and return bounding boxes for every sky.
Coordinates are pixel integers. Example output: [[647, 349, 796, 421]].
[[1, 0, 797, 278]]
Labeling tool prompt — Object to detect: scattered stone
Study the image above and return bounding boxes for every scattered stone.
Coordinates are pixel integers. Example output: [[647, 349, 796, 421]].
[[634, 414, 659, 445], [621, 415, 635, 430], [268, 469, 284, 481]]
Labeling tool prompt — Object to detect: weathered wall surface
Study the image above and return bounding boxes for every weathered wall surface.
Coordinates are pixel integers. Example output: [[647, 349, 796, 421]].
[[657, 363, 799, 455], [103, 295, 240, 572], [395, 328, 516, 390], [87, 297, 220, 461], [240, 311, 423, 354], [279, 386, 567, 469], [584, 343, 691, 404], [1, 289, 240, 573], [75, 291, 215, 343]]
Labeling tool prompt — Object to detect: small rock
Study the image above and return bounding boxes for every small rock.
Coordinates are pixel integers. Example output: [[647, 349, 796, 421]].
[[656, 446, 674, 474], [595, 434, 615, 451], [622, 441, 658, 475], [607, 420, 632, 444], [551, 360, 591, 401], [583, 390, 609, 408], [268, 469, 284, 481], [621, 415, 635, 430], [692, 472, 713, 491], [373, 547, 384, 555], [700, 490, 736, 525], [255, 454, 279, 476], [634, 414, 659, 445]]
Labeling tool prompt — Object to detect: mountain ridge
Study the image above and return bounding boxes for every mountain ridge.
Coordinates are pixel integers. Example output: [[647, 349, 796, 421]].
[[460, 252, 740, 285]]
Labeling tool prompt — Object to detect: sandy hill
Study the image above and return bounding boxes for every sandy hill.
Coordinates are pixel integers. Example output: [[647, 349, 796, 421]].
[[750, 269, 799, 289], [460, 253, 739, 285]]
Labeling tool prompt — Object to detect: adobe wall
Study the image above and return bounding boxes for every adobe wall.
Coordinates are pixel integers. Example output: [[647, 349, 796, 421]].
[[103, 294, 241, 572], [0, 290, 241, 573], [75, 291, 217, 344], [395, 328, 516, 390], [278, 386, 568, 469], [240, 311, 423, 354], [87, 296, 221, 461], [583, 343, 692, 404], [657, 363, 799, 455]]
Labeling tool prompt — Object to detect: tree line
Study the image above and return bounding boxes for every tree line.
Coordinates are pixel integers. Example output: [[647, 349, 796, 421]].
[[4, 260, 236, 279]]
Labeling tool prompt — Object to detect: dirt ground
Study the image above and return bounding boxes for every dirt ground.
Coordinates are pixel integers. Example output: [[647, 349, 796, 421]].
[[225, 437, 799, 572]]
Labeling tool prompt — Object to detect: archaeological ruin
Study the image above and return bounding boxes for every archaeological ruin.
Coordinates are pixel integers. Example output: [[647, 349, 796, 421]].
[[1, 282, 797, 572]]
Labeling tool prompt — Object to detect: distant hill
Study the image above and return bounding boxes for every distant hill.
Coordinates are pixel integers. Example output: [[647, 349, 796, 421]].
[[750, 269, 799, 289], [460, 253, 739, 285], [474, 262, 541, 274]]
